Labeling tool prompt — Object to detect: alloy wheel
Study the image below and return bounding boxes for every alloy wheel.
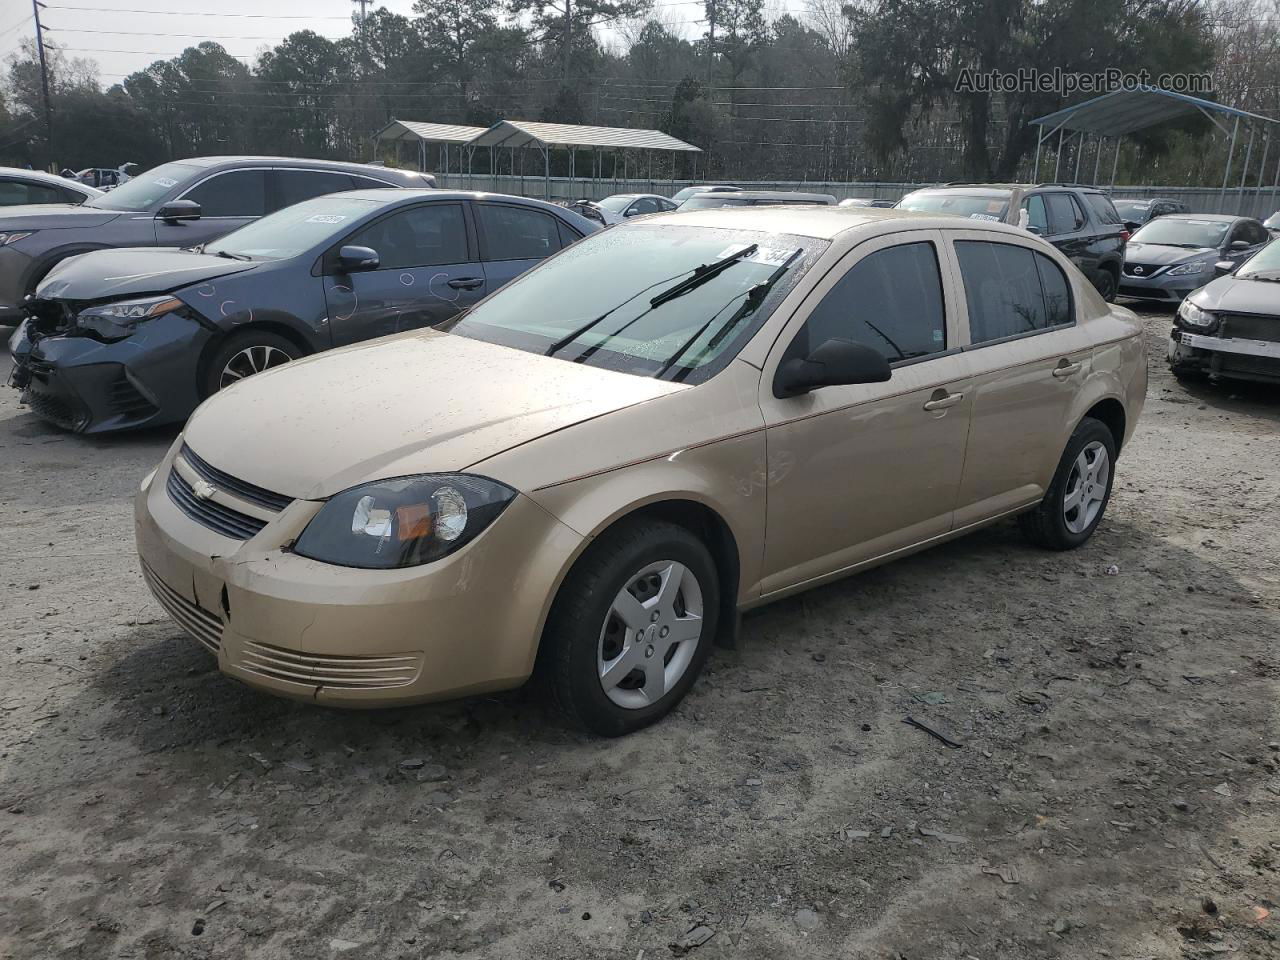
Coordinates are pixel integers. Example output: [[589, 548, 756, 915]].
[[1063, 440, 1110, 534], [218, 345, 294, 390], [597, 560, 704, 710]]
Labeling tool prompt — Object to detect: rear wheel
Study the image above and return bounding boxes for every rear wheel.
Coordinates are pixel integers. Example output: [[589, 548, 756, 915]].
[[1019, 417, 1117, 550], [542, 518, 719, 736], [1095, 267, 1118, 302], [201, 330, 302, 398]]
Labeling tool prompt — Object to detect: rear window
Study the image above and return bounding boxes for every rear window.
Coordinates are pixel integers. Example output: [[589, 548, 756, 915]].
[[897, 191, 1009, 222], [1084, 193, 1121, 225]]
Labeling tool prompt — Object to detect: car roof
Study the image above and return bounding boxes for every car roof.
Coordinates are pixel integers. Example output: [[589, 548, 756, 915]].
[[172, 156, 429, 180], [1150, 213, 1243, 223], [649, 204, 1034, 240], [323, 188, 582, 211], [721, 190, 836, 201]]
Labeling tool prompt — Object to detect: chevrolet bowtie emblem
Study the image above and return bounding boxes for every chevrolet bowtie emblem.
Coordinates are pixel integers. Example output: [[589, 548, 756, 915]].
[[191, 479, 217, 501]]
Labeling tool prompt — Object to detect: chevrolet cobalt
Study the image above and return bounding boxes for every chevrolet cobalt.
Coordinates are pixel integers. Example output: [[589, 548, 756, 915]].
[[135, 207, 1146, 736]]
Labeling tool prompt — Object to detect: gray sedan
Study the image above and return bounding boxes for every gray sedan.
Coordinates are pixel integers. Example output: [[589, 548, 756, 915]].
[[1119, 214, 1271, 302], [0, 156, 434, 326]]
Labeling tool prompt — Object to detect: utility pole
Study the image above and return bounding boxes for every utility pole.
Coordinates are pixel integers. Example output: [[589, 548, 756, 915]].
[[705, 0, 715, 98], [563, 0, 572, 81], [32, 0, 53, 164]]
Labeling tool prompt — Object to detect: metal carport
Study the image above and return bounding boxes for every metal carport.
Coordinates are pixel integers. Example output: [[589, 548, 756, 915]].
[[1030, 87, 1280, 213], [371, 120, 488, 177], [463, 120, 702, 199]]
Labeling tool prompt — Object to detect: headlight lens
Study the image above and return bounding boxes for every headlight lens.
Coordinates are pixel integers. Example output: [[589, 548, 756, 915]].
[[0, 231, 34, 246], [1177, 301, 1216, 330], [293, 474, 516, 569], [76, 295, 184, 341], [1167, 260, 1211, 277]]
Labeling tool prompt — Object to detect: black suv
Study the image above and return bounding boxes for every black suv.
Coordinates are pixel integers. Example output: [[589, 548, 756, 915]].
[[897, 183, 1128, 300]]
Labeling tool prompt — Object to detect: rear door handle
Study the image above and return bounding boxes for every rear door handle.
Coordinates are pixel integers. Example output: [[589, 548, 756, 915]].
[[1052, 360, 1083, 378], [922, 390, 964, 411], [447, 277, 484, 290]]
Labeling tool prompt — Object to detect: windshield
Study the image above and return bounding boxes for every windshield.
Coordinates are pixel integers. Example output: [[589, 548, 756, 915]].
[[86, 161, 200, 212], [205, 195, 381, 260], [443, 224, 825, 383], [897, 191, 1009, 221], [1236, 239, 1280, 278], [1113, 200, 1153, 221], [1131, 218, 1230, 248], [595, 196, 634, 213]]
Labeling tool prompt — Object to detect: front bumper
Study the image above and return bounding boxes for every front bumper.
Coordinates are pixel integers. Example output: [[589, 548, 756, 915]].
[[134, 444, 585, 707], [1118, 270, 1210, 302], [8, 312, 210, 433], [1168, 328, 1280, 383]]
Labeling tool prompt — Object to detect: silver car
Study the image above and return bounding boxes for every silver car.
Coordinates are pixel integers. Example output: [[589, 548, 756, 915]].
[[1118, 214, 1271, 303], [573, 193, 677, 226]]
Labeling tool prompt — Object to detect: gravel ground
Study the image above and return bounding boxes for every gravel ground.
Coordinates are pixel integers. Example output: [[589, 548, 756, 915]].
[[1, 306, 1278, 960]]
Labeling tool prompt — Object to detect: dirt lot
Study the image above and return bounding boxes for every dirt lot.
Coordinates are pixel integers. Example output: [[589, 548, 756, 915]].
[[1, 306, 1278, 960]]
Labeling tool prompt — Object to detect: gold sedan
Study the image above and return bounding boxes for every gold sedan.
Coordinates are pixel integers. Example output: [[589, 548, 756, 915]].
[[135, 206, 1146, 735]]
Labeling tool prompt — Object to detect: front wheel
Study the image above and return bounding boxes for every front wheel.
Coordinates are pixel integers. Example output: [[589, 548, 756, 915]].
[[1018, 417, 1117, 550], [201, 330, 302, 398], [541, 518, 719, 736]]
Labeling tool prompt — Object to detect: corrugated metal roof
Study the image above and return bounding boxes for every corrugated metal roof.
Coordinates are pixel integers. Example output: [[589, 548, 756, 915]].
[[469, 120, 701, 152], [1032, 87, 1278, 138], [372, 120, 489, 144]]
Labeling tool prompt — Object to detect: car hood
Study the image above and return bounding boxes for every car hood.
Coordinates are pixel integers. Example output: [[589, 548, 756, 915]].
[[0, 203, 123, 230], [37, 247, 260, 301], [1188, 274, 1280, 314], [182, 329, 685, 500], [1125, 242, 1216, 266]]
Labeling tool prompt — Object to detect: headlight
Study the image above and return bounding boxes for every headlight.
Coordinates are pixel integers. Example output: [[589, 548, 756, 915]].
[[292, 474, 516, 569], [1167, 260, 1211, 277], [1177, 301, 1216, 330], [76, 295, 184, 341], [0, 231, 34, 246]]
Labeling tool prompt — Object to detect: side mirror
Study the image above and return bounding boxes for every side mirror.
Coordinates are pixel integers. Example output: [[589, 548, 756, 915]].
[[157, 199, 201, 223], [1229, 240, 1251, 251], [623, 208, 639, 217], [1123, 220, 1141, 232], [1214, 260, 1238, 277], [1025, 225, 1042, 235], [773, 338, 892, 398], [335, 245, 380, 273]]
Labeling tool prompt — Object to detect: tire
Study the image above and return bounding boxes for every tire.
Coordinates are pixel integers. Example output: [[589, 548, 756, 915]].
[[201, 330, 302, 398], [1170, 363, 1206, 383], [1095, 268, 1118, 303], [1018, 417, 1117, 551], [541, 518, 719, 737]]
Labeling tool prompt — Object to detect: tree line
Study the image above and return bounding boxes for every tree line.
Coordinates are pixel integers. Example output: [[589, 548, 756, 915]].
[[2, 0, 1280, 186]]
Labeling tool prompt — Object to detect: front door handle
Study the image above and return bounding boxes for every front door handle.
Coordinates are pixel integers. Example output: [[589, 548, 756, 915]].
[[447, 277, 484, 290], [922, 390, 964, 411], [1052, 360, 1083, 378]]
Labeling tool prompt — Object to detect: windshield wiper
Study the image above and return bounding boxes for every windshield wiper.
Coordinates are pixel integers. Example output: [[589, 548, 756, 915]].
[[543, 265, 707, 357], [213, 250, 250, 261], [656, 249, 802, 379], [648, 244, 758, 309]]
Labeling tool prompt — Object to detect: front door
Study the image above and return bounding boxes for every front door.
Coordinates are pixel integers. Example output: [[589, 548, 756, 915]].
[[155, 168, 268, 248], [322, 201, 487, 347], [757, 231, 973, 595]]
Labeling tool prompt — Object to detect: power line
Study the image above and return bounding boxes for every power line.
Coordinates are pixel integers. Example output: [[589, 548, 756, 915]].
[[43, 5, 357, 19], [46, 27, 350, 41]]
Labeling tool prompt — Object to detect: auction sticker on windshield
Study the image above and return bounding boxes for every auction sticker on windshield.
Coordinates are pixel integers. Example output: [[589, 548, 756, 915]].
[[306, 215, 347, 224], [714, 245, 801, 266], [154, 178, 178, 188]]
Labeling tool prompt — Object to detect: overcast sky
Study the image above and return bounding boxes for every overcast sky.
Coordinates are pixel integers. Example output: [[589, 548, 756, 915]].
[[0, 0, 752, 87]]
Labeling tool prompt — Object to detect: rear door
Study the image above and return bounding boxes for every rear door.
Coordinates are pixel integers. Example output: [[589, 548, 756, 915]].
[[473, 200, 567, 290], [945, 232, 1094, 525], [157, 168, 269, 247], [757, 231, 973, 594], [322, 200, 484, 346], [269, 169, 357, 212]]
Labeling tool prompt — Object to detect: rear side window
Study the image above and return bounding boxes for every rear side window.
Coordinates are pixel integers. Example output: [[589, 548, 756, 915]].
[[955, 241, 1074, 343], [1046, 194, 1086, 234], [1084, 193, 1121, 225], [0, 179, 66, 205], [184, 169, 267, 217], [798, 241, 946, 363], [475, 204, 562, 261], [350, 174, 399, 190], [274, 170, 356, 209]]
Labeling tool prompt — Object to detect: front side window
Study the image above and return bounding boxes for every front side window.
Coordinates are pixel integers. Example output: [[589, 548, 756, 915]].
[[792, 241, 946, 364], [184, 169, 268, 218], [444, 224, 826, 383], [85, 161, 201, 212], [955, 240, 1074, 344], [1022, 195, 1049, 233], [476, 204, 561, 261], [206, 196, 381, 261], [345, 203, 468, 269]]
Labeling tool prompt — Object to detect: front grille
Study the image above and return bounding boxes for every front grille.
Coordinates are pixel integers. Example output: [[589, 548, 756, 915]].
[[22, 387, 82, 430], [1119, 284, 1172, 299], [1122, 262, 1163, 277], [180, 444, 293, 512], [140, 560, 223, 655], [1219, 313, 1280, 344], [239, 640, 421, 689], [105, 373, 156, 419], [167, 468, 267, 540]]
